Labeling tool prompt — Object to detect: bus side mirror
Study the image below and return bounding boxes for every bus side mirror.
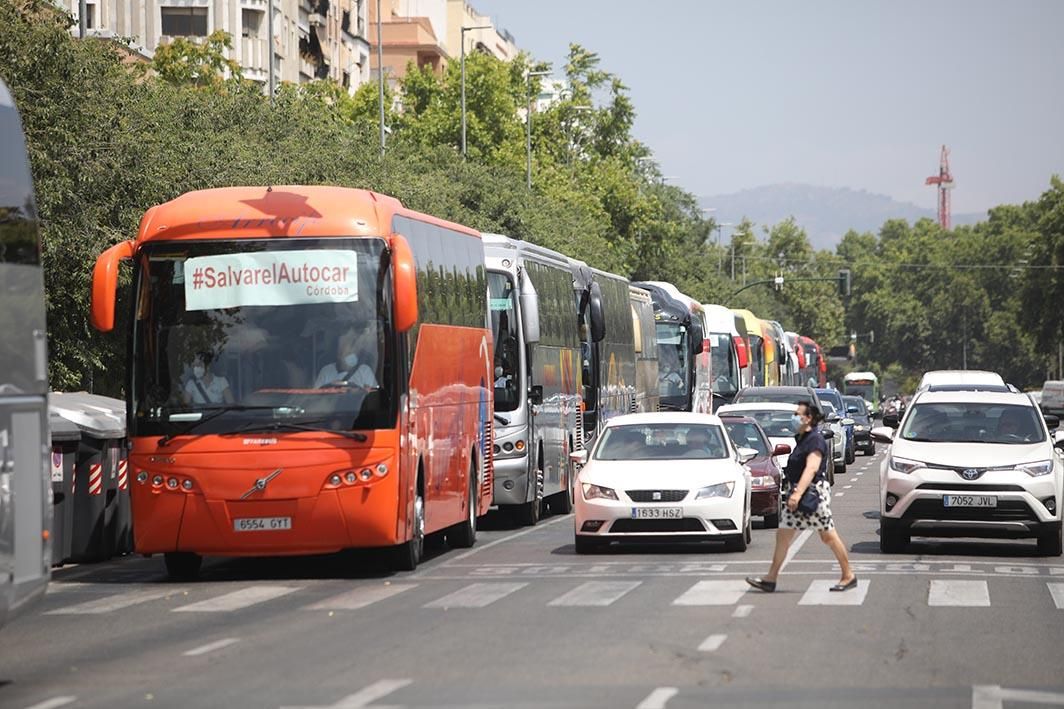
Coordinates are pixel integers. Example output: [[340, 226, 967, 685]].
[[519, 273, 540, 345], [90, 240, 135, 332], [390, 234, 418, 333], [589, 283, 606, 343], [528, 385, 544, 406], [689, 320, 705, 355]]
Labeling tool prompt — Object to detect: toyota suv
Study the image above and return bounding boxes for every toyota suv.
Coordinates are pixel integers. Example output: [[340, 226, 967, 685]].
[[872, 389, 1063, 555]]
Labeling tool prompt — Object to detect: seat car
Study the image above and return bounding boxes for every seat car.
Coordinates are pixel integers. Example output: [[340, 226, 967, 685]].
[[572, 413, 754, 553], [872, 390, 1063, 556], [720, 414, 789, 528], [717, 401, 838, 485], [816, 387, 854, 467], [843, 394, 875, 455]]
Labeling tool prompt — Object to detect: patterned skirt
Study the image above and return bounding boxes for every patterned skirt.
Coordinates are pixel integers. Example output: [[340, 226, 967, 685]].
[[780, 478, 835, 531]]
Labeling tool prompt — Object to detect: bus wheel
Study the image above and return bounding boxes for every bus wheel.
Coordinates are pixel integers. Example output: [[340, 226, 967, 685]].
[[449, 458, 478, 549], [513, 494, 540, 527], [164, 552, 202, 581], [394, 487, 425, 571]]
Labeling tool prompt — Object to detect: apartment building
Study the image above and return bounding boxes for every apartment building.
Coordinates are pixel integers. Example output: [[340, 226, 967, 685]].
[[445, 0, 517, 63], [367, 0, 449, 81], [62, 0, 371, 93]]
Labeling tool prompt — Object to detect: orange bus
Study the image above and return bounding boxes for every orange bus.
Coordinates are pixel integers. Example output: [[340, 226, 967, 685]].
[[91, 186, 494, 576]]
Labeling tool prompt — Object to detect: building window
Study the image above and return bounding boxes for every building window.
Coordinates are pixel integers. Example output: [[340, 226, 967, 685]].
[[242, 8, 263, 39], [161, 7, 208, 37], [84, 2, 96, 29]]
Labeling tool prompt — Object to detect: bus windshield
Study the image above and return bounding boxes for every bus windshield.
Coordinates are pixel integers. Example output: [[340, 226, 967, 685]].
[[488, 271, 520, 412], [130, 238, 397, 437], [709, 333, 739, 395], [656, 322, 689, 399], [845, 380, 876, 402]]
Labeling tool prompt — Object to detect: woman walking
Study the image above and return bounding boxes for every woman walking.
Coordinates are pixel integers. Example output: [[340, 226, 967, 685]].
[[746, 400, 856, 592]]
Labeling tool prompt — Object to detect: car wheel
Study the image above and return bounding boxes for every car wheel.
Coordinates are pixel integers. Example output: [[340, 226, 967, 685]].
[[1037, 525, 1063, 556], [763, 512, 779, 529], [879, 521, 909, 554], [845, 446, 855, 465], [574, 536, 604, 554], [164, 552, 202, 581], [834, 458, 846, 474], [865, 443, 876, 456]]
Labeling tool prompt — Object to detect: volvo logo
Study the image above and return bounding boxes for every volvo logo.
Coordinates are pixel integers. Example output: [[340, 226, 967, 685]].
[[960, 468, 984, 481], [241, 468, 284, 499]]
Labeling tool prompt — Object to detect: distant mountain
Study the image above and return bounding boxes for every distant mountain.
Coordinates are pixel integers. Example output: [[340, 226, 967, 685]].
[[699, 183, 984, 251]]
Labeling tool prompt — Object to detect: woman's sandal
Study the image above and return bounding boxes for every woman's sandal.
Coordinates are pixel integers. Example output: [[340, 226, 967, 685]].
[[829, 576, 858, 592], [745, 576, 776, 593]]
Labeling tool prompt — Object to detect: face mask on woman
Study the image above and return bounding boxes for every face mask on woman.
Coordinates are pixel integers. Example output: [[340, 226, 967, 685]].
[[791, 414, 805, 431], [192, 365, 206, 379]]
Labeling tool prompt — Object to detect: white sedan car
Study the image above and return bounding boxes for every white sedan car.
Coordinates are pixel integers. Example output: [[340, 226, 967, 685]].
[[572, 412, 755, 553]]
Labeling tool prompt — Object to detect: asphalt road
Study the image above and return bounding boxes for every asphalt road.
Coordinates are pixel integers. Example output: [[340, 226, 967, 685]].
[[3, 446, 1064, 709]]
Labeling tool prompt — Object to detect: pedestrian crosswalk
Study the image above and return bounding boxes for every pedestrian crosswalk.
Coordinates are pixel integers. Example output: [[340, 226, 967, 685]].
[[34, 577, 1064, 617]]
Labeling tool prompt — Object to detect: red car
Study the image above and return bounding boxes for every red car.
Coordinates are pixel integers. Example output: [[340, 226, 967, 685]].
[[721, 414, 790, 528]]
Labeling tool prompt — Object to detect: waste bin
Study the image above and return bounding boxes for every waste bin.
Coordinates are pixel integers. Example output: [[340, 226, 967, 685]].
[[50, 393, 127, 563], [48, 406, 81, 566]]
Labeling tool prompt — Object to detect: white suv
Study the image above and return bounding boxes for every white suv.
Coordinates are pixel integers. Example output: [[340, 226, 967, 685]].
[[872, 390, 1063, 555]]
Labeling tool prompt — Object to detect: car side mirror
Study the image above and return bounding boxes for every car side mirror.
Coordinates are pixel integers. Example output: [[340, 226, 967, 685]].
[[822, 429, 834, 440], [870, 426, 895, 443], [1044, 414, 1060, 431], [883, 413, 899, 429], [737, 447, 758, 464], [772, 443, 791, 456], [826, 413, 841, 423], [570, 450, 588, 466], [528, 385, 544, 406]]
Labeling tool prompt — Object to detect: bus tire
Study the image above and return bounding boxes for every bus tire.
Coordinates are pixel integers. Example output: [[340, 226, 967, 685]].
[[164, 552, 202, 581], [513, 496, 540, 527], [552, 451, 575, 515], [394, 478, 425, 571], [448, 457, 478, 549]]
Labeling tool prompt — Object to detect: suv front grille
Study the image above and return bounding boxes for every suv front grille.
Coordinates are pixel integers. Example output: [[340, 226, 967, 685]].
[[916, 483, 1026, 492], [627, 489, 688, 502]]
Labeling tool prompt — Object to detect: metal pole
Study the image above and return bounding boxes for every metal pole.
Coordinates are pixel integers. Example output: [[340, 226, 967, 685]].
[[526, 75, 532, 189], [716, 224, 722, 274], [79, 0, 87, 38], [267, 0, 275, 101], [460, 30, 467, 158], [377, 0, 385, 155]]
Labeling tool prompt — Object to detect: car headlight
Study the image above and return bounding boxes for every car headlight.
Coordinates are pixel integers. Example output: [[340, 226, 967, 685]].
[[750, 475, 777, 488], [889, 456, 924, 474], [695, 481, 735, 499], [855, 425, 866, 432], [1017, 460, 1053, 477], [581, 483, 618, 500]]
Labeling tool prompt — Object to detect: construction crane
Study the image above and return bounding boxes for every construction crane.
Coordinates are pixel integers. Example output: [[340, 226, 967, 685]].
[[925, 145, 954, 230]]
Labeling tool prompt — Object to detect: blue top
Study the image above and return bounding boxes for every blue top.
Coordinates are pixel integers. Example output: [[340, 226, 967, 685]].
[[782, 427, 829, 486]]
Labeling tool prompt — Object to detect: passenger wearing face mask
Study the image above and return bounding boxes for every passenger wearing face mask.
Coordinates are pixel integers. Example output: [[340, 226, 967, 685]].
[[184, 351, 234, 405], [315, 328, 378, 389]]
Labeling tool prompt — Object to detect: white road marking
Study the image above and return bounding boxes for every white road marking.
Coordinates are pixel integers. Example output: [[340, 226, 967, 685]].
[[1049, 583, 1064, 609], [281, 679, 413, 709], [798, 579, 869, 606], [732, 604, 753, 618], [697, 634, 727, 652], [183, 637, 240, 657], [173, 585, 302, 612], [548, 580, 641, 607], [22, 698, 77, 709], [843, 485, 853, 489], [972, 685, 1064, 709], [424, 582, 527, 608], [306, 583, 417, 610], [928, 579, 990, 607], [835, 492, 845, 497], [637, 687, 678, 709], [441, 514, 572, 564], [46, 587, 184, 615], [782, 529, 813, 568], [672, 580, 749, 606], [44, 582, 90, 595]]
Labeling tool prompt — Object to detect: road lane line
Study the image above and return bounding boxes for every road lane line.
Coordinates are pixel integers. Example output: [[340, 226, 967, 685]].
[[22, 698, 76, 709], [173, 585, 302, 612], [843, 485, 853, 489], [637, 687, 678, 709], [697, 634, 727, 652], [443, 514, 572, 564], [782, 529, 813, 568], [281, 679, 413, 709], [834, 492, 845, 497], [1049, 583, 1064, 609], [732, 604, 753, 618], [549, 581, 641, 606], [672, 580, 749, 606], [798, 579, 870, 606], [928, 580, 990, 607], [46, 587, 184, 615], [424, 582, 527, 608], [306, 583, 417, 610], [183, 638, 240, 657]]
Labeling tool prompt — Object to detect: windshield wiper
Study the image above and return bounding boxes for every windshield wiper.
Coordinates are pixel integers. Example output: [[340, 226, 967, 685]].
[[157, 405, 281, 447], [231, 419, 368, 442], [494, 414, 511, 426]]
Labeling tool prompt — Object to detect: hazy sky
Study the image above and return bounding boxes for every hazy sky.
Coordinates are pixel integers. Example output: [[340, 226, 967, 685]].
[[477, 0, 1064, 213]]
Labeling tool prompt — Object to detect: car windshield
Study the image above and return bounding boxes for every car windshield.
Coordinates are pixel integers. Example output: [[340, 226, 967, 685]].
[[900, 403, 1046, 444], [728, 409, 798, 438], [488, 271, 520, 412], [593, 423, 729, 460], [722, 420, 770, 456], [709, 333, 739, 395], [130, 238, 396, 437], [843, 396, 868, 418]]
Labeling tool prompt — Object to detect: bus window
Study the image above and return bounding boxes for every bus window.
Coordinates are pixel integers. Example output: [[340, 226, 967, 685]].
[[488, 271, 520, 412]]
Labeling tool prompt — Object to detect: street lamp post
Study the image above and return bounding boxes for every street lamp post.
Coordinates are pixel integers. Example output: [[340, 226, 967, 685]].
[[716, 221, 733, 274], [460, 25, 492, 158], [526, 69, 550, 189], [376, 0, 385, 155]]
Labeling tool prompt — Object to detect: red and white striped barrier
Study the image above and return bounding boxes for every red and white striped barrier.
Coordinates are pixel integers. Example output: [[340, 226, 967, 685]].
[[88, 463, 103, 496], [117, 460, 129, 491]]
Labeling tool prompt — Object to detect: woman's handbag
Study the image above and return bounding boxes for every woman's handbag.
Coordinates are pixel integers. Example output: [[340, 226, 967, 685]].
[[796, 485, 820, 515]]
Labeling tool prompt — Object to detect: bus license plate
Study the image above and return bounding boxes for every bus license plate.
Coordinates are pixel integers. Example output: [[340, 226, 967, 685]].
[[943, 495, 997, 508], [631, 507, 683, 519], [234, 516, 292, 532]]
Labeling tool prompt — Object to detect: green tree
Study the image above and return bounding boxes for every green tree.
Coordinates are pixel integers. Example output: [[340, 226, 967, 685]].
[[151, 30, 243, 88]]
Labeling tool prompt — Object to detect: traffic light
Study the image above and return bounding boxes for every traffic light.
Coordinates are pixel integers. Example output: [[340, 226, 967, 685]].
[[838, 268, 851, 297]]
